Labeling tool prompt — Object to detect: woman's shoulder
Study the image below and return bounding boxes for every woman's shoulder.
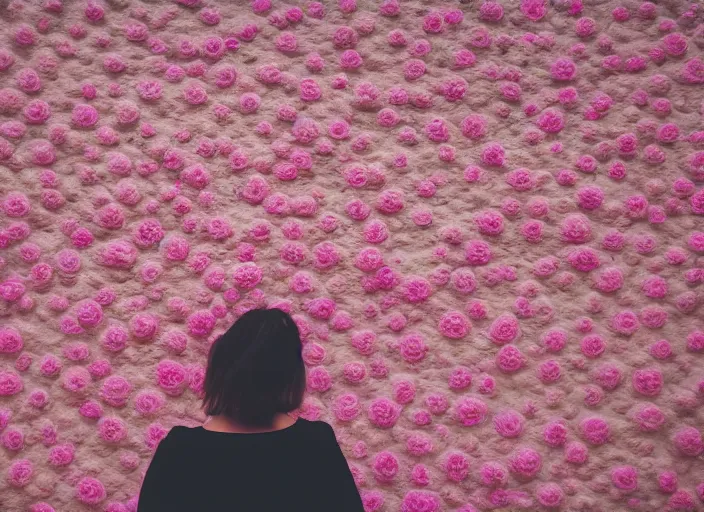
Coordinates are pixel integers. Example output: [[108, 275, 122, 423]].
[[164, 425, 203, 442], [295, 418, 332, 431], [294, 419, 336, 441]]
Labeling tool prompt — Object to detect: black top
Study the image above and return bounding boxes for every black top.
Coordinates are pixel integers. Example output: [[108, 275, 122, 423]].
[[137, 419, 365, 512]]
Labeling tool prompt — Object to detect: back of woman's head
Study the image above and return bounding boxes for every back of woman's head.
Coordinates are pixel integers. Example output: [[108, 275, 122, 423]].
[[203, 308, 305, 427]]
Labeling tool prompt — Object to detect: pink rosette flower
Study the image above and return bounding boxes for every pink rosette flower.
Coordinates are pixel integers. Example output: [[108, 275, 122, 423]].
[[438, 311, 470, 339], [543, 421, 568, 447], [454, 396, 487, 427], [399, 333, 428, 363], [98, 416, 127, 444], [444, 452, 469, 482], [611, 466, 638, 492], [401, 491, 440, 512], [475, 210, 504, 236], [424, 118, 449, 143], [672, 427, 703, 457], [334, 393, 360, 422], [307, 367, 332, 393], [465, 240, 493, 266], [155, 360, 188, 396], [0, 327, 23, 354], [496, 345, 524, 373], [508, 447, 542, 480], [100, 375, 131, 407], [129, 312, 159, 342], [75, 477, 106, 505], [372, 451, 399, 482], [580, 416, 610, 445], [493, 410, 525, 438], [7, 459, 33, 488], [368, 398, 401, 428], [488, 314, 520, 345]]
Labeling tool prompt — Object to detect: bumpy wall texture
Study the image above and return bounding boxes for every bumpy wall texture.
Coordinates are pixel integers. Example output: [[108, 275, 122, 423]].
[[0, 0, 703, 510]]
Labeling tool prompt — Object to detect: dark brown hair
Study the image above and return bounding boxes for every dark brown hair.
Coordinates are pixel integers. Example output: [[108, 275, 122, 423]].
[[202, 308, 305, 427]]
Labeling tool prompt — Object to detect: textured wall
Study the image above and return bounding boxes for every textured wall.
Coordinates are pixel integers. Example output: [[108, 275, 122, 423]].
[[1, 0, 704, 510]]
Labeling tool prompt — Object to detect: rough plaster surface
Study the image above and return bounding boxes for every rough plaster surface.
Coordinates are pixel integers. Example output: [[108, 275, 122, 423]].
[[1, 0, 704, 510]]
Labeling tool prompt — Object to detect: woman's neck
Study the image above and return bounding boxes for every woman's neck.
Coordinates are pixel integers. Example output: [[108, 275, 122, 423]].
[[203, 413, 296, 434]]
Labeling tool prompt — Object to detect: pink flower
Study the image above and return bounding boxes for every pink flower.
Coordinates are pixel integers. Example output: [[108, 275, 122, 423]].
[[438, 311, 470, 339], [681, 57, 704, 84], [564, 441, 588, 464], [343, 362, 366, 384], [611, 310, 640, 336], [508, 447, 542, 480], [633, 403, 665, 432], [372, 451, 399, 482], [333, 393, 360, 422], [100, 375, 131, 407], [307, 367, 332, 393], [291, 117, 320, 144], [7, 459, 33, 487], [481, 142, 506, 167], [543, 421, 568, 447], [440, 77, 467, 102], [332, 26, 358, 49], [299, 78, 322, 102], [474, 210, 504, 236], [61, 366, 91, 394], [672, 427, 703, 457], [98, 416, 127, 443], [444, 452, 469, 482], [611, 466, 638, 492], [551, 58, 577, 81], [536, 109, 565, 133], [480, 2, 504, 22], [488, 314, 520, 345], [307, 54, 325, 73], [134, 389, 165, 416], [496, 344, 524, 373], [465, 240, 493, 266], [368, 398, 401, 428], [632, 368, 663, 396], [422, 12, 443, 33], [538, 360, 561, 384], [128, 312, 159, 341], [541, 329, 567, 352], [493, 410, 525, 438], [560, 214, 592, 243], [580, 334, 605, 358], [399, 333, 428, 363], [581, 417, 610, 445], [75, 477, 106, 505], [71, 104, 99, 128], [520, 0, 547, 21], [662, 32, 688, 56], [361, 491, 384, 511], [155, 360, 188, 396], [186, 310, 216, 337], [505, 168, 534, 191], [48, 443, 75, 467], [401, 491, 440, 512], [668, 490, 696, 510], [340, 50, 362, 70], [183, 82, 208, 105], [537, 483, 564, 507], [567, 247, 600, 272], [591, 363, 621, 391], [424, 118, 449, 142], [453, 49, 476, 69], [0, 327, 23, 354], [454, 396, 487, 427]]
